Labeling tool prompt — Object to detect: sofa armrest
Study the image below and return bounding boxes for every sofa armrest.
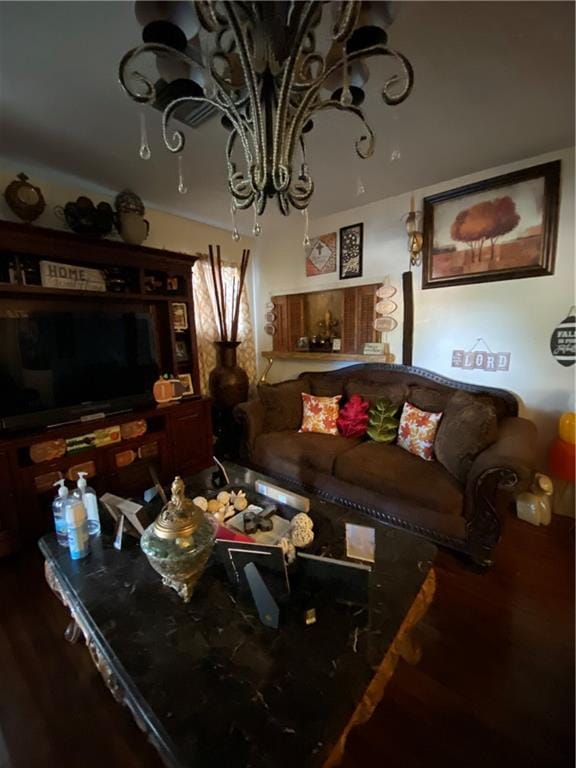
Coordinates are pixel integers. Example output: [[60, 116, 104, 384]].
[[234, 399, 266, 460], [464, 417, 537, 565]]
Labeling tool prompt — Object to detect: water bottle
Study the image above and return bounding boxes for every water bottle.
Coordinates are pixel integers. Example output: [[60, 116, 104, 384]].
[[65, 497, 90, 560], [73, 471, 101, 536], [52, 479, 70, 547]]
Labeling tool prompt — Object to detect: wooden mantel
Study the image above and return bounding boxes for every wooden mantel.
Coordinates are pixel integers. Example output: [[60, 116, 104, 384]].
[[259, 350, 394, 381]]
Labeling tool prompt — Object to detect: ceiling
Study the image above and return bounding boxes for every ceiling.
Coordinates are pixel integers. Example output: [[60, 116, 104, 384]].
[[0, 1, 574, 232]]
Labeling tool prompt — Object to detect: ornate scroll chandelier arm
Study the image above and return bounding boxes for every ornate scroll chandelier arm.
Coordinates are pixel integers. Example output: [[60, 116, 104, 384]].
[[222, 2, 266, 191], [332, 1, 362, 42], [274, 2, 321, 189]]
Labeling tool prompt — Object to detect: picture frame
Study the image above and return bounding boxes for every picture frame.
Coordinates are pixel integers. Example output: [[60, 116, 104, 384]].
[[178, 373, 194, 397], [172, 302, 189, 331], [339, 223, 363, 279], [174, 340, 189, 362], [305, 232, 337, 277], [422, 160, 560, 289]]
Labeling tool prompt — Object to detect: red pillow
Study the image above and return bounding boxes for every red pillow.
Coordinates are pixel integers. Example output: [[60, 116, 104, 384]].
[[337, 394, 370, 438]]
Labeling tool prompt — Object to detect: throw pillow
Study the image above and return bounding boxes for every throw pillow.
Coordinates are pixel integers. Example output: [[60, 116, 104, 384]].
[[258, 377, 310, 432], [397, 402, 443, 461], [337, 394, 370, 438], [300, 393, 342, 435], [434, 390, 498, 483], [366, 398, 400, 443]]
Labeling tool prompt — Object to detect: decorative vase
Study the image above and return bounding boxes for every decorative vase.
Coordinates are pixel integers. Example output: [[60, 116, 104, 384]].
[[209, 341, 249, 410], [118, 212, 149, 245], [140, 477, 217, 602]]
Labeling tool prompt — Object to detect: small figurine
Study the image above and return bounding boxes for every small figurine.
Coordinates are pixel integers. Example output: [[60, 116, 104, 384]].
[[516, 473, 554, 526]]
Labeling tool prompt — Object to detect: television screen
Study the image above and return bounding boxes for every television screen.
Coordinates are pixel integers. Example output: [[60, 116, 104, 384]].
[[0, 305, 160, 427]]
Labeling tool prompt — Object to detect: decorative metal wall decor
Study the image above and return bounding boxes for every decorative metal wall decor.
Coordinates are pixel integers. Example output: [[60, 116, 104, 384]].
[[305, 232, 337, 276], [422, 161, 560, 289], [451, 339, 511, 372], [339, 222, 363, 279], [550, 308, 575, 367], [119, 2, 414, 218]]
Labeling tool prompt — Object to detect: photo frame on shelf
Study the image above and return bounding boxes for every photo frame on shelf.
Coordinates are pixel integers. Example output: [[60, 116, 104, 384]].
[[422, 160, 560, 289], [178, 373, 194, 397], [175, 340, 189, 362], [172, 302, 189, 331], [339, 223, 363, 279]]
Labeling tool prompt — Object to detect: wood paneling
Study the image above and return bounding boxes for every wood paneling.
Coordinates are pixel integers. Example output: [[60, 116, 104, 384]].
[[273, 284, 380, 354]]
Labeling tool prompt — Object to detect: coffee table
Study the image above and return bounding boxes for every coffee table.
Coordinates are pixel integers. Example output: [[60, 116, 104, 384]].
[[40, 463, 436, 768]]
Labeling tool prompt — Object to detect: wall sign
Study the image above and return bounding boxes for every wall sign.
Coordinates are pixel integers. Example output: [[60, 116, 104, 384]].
[[305, 232, 337, 276], [451, 339, 510, 372], [40, 260, 106, 292], [550, 308, 575, 367]]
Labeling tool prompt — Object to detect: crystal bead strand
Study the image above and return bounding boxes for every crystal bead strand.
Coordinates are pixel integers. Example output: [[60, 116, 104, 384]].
[[230, 201, 240, 242], [139, 110, 151, 160], [252, 204, 261, 237], [177, 155, 188, 194], [302, 208, 311, 248]]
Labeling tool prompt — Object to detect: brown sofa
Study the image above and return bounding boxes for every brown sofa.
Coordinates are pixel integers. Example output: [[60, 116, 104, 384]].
[[235, 364, 537, 566]]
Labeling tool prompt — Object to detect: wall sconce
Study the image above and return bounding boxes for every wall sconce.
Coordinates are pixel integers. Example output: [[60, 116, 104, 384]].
[[404, 198, 423, 267]]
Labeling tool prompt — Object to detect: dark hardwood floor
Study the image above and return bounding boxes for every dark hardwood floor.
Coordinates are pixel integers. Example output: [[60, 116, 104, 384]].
[[0, 510, 573, 768]]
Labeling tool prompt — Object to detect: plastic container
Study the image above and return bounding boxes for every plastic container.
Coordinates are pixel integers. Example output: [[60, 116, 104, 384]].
[[52, 478, 69, 547], [65, 497, 90, 560], [73, 471, 101, 536]]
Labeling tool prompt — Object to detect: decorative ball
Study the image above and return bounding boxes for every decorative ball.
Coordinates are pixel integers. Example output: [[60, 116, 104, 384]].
[[231, 490, 248, 511], [217, 491, 231, 505], [559, 412, 576, 445], [192, 496, 208, 512], [207, 499, 221, 514], [289, 513, 314, 548]]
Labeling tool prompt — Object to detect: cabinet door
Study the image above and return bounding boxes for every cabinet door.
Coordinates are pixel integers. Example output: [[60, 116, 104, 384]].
[[341, 286, 377, 353], [0, 451, 18, 555], [170, 402, 213, 476]]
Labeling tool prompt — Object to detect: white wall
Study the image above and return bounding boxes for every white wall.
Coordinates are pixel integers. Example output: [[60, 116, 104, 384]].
[[252, 148, 575, 466]]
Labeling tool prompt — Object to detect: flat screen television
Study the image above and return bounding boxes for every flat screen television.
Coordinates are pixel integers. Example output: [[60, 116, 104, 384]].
[[0, 302, 160, 431]]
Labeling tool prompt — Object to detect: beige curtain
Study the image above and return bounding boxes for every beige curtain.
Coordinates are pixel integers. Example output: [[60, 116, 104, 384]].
[[192, 257, 257, 394]]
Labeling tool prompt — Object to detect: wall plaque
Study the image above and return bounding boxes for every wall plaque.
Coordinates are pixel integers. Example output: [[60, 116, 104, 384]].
[[451, 339, 510, 372], [40, 260, 106, 292]]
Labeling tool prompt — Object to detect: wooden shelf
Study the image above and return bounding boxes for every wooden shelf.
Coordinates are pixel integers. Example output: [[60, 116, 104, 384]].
[[0, 282, 185, 303], [261, 351, 392, 363]]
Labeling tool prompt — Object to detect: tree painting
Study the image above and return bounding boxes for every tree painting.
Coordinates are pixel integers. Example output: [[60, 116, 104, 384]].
[[450, 196, 520, 263]]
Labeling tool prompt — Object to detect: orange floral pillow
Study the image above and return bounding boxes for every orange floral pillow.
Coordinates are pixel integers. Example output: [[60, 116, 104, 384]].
[[300, 393, 342, 435], [397, 402, 443, 461]]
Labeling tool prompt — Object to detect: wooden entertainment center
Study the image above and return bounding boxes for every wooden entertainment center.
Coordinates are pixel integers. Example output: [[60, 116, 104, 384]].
[[0, 220, 213, 557]]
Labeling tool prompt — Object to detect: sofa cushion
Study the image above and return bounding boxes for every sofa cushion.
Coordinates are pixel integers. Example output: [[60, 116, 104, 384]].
[[407, 386, 450, 413], [345, 379, 408, 409], [334, 441, 463, 516], [254, 431, 360, 476], [300, 393, 342, 435], [397, 402, 443, 461], [258, 377, 310, 432], [307, 374, 345, 398], [435, 390, 498, 483]]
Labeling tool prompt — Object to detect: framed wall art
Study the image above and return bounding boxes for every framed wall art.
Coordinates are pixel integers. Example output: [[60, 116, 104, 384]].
[[178, 373, 194, 396], [339, 223, 363, 279], [422, 160, 560, 289], [305, 232, 337, 276], [172, 302, 189, 330]]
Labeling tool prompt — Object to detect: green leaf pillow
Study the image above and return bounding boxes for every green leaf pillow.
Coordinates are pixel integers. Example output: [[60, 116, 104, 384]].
[[367, 398, 400, 443]]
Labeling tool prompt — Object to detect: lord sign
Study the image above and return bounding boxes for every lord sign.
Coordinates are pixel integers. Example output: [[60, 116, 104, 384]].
[[452, 349, 511, 372]]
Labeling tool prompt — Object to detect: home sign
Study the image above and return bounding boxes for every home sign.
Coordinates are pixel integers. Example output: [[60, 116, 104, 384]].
[[40, 260, 106, 292]]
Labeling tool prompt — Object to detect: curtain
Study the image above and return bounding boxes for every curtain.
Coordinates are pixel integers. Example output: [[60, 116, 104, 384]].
[[192, 257, 257, 394]]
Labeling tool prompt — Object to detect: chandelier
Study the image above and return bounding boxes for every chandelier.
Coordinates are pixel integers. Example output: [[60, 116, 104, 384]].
[[119, 2, 414, 220]]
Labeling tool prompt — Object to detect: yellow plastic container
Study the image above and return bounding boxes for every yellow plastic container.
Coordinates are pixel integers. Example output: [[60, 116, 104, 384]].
[[559, 412, 576, 445]]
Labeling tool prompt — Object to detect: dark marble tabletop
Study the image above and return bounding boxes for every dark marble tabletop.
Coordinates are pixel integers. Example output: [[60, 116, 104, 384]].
[[39, 463, 436, 768]]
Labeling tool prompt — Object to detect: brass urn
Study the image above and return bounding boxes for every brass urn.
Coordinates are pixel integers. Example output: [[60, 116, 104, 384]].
[[140, 477, 217, 602]]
